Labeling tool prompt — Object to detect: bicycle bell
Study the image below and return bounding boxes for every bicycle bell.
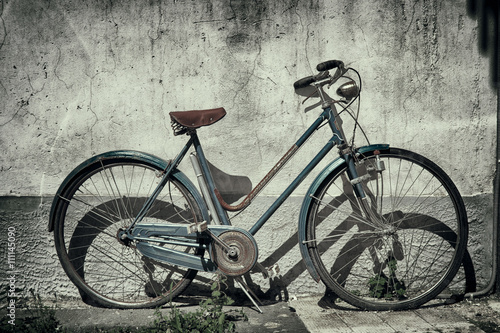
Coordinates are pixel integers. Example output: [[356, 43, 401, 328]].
[[336, 80, 359, 100]]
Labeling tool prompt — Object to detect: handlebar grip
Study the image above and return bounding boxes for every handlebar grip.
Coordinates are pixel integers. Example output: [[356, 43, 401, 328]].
[[316, 60, 344, 72], [293, 76, 316, 89]]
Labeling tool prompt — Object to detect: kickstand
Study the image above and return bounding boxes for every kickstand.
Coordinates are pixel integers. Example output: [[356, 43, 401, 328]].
[[235, 276, 263, 313]]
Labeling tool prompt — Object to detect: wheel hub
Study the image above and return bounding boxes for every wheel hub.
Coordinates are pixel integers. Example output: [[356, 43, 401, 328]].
[[210, 230, 258, 277], [116, 228, 134, 247]]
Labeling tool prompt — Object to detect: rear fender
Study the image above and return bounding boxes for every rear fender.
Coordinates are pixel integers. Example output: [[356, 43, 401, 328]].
[[48, 150, 208, 232]]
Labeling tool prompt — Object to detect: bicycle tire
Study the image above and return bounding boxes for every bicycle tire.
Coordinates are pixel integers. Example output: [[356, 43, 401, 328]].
[[52, 155, 204, 309], [305, 147, 468, 311]]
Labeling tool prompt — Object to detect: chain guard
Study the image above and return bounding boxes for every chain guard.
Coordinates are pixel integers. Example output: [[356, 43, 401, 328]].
[[209, 230, 258, 277]]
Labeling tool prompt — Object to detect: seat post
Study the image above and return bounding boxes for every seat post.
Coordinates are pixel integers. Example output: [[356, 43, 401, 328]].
[[189, 131, 231, 225]]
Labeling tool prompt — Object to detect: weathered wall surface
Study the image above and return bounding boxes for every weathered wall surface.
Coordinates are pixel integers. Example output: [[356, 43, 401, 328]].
[[0, 0, 497, 303]]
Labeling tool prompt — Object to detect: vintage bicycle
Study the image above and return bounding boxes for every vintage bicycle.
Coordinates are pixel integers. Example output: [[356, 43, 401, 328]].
[[48, 60, 468, 312]]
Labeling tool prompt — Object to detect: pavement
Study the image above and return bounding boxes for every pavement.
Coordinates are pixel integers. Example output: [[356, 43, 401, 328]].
[[290, 295, 500, 333], [22, 293, 500, 332]]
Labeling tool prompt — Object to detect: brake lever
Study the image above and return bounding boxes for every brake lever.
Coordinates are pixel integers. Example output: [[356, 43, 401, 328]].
[[332, 66, 347, 81], [313, 70, 330, 82], [301, 67, 347, 104], [327, 66, 349, 89]]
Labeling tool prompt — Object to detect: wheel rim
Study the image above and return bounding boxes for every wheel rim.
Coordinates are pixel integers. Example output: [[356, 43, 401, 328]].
[[55, 161, 200, 307], [308, 151, 466, 309]]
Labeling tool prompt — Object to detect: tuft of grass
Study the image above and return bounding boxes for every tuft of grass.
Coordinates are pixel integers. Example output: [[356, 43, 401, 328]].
[[0, 291, 65, 333], [148, 275, 247, 333], [1, 276, 246, 333]]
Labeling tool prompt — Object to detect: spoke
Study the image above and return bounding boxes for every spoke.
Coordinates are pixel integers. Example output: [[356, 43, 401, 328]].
[[105, 165, 134, 223], [62, 194, 120, 226], [98, 162, 123, 220], [82, 241, 151, 284], [76, 184, 118, 225], [55, 160, 203, 306], [305, 150, 465, 309], [310, 194, 379, 230]]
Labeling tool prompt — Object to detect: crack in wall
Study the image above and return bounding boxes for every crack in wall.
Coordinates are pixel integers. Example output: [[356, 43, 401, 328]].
[[419, 0, 441, 74], [0, 0, 6, 51], [304, 23, 313, 72], [87, 77, 99, 155], [148, 0, 165, 42], [403, 0, 419, 35], [53, 46, 71, 90], [1, 71, 46, 127]]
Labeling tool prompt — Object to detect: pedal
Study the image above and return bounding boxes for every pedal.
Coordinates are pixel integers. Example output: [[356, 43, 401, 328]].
[[266, 264, 281, 279], [186, 221, 208, 234]]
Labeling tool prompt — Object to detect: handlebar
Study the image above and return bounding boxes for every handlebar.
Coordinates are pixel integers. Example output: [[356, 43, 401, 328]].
[[293, 60, 345, 89], [316, 60, 344, 72], [293, 76, 318, 89]]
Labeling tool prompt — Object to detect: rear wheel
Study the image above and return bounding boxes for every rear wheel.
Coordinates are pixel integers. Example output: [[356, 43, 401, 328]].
[[305, 148, 468, 310], [52, 156, 204, 308]]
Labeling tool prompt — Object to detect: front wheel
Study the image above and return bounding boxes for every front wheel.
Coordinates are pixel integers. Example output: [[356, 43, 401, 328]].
[[305, 148, 468, 311], [51, 155, 204, 309]]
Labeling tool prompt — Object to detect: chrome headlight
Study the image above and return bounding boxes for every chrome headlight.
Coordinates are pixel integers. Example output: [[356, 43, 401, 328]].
[[336, 81, 359, 100]]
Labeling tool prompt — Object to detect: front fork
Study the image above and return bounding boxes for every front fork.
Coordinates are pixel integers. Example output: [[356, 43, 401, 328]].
[[326, 104, 381, 222], [331, 109, 395, 274], [343, 150, 380, 222]]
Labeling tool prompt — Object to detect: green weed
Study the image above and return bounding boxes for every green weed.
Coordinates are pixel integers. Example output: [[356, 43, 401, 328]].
[[0, 276, 246, 333]]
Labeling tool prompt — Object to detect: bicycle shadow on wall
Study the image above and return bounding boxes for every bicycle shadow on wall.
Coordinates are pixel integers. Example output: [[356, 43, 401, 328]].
[[208, 162, 478, 306], [63, 161, 254, 307], [66, 196, 203, 305], [65, 161, 476, 308]]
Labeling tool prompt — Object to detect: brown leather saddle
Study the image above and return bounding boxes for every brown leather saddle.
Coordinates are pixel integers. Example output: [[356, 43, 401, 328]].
[[169, 108, 226, 135]]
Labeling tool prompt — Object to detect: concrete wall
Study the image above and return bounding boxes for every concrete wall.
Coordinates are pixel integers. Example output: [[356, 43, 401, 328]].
[[0, 0, 497, 303]]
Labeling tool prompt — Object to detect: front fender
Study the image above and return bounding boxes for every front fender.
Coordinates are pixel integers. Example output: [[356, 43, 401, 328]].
[[298, 144, 389, 282], [48, 150, 208, 232]]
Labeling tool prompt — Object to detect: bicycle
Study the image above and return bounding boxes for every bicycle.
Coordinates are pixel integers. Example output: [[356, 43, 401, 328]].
[[48, 60, 468, 312]]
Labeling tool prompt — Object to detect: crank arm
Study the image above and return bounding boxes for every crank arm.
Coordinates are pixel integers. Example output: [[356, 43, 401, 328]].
[[205, 228, 237, 256]]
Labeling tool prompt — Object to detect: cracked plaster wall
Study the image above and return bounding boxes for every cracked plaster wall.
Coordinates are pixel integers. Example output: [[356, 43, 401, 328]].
[[0, 0, 497, 300]]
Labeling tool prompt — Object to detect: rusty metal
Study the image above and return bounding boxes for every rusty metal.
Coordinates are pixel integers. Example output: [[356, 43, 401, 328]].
[[210, 230, 257, 276], [215, 144, 300, 211]]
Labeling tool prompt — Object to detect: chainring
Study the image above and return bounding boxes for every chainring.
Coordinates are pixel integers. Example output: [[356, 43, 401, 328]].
[[210, 230, 258, 277]]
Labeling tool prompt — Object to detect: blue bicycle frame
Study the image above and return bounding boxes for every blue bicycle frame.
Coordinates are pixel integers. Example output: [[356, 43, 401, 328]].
[[121, 102, 388, 279], [129, 105, 348, 230], [195, 106, 359, 234]]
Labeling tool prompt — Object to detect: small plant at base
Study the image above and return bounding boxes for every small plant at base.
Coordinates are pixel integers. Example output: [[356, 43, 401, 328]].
[[0, 291, 64, 333], [368, 257, 406, 300], [152, 275, 247, 333]]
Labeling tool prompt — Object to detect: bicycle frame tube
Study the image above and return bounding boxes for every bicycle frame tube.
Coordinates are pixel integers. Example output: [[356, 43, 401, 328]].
[[249, 106, 344, 235], [326, 104, 366, 199], [192, 106, 354, 235], [249, 137, 336, 235], [192, 132, 232, 225], [127, 136, 195, 230]]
